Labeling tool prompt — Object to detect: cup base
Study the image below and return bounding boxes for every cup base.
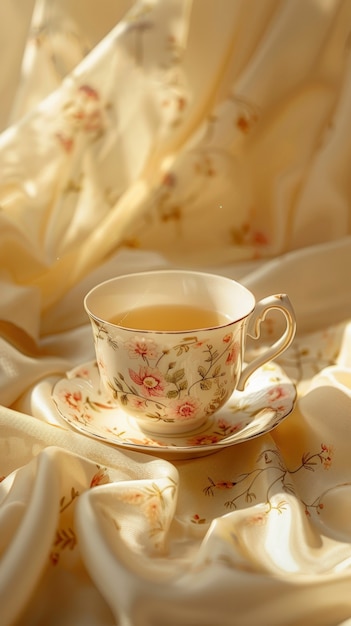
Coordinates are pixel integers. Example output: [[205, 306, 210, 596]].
[[130, 414, 212, 438]]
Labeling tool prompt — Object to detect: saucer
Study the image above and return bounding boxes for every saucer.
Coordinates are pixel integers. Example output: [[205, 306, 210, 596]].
[[52, 360, 296, 460]]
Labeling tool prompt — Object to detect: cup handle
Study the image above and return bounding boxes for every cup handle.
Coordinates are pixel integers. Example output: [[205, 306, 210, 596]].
[[236, 294, 296, 391]]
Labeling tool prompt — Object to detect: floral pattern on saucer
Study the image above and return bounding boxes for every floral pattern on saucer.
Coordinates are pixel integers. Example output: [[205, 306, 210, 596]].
[[52, 360, 296, 459]]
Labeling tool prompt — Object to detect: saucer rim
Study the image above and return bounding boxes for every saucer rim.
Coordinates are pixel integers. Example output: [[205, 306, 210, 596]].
[[51, 360, 297, 457]]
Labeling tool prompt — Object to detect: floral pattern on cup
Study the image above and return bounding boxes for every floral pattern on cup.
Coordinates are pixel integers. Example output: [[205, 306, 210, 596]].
[[92, 318, 242, 432], [51, 360, 297, 459]]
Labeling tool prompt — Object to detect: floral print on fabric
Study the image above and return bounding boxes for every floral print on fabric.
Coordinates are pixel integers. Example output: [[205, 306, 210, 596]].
[[203, 443, 335, 517]]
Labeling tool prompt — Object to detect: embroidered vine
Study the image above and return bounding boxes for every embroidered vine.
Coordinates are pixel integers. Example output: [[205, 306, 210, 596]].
[[278, 340, 339, 383], [59, 486, 80, 513], [50, 465, 110, 565], [51, 527, 77, 565], [203, 443, 335, 516], [116, 477, 177, 543]]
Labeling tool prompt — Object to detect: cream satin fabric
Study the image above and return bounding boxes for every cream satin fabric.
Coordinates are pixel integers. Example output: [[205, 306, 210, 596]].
[[2, 1, 351, 625]]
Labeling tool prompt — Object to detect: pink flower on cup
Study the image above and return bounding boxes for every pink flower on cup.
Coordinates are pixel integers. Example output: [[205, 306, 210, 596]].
[[129, 396, 148, 411], [129, 366, 165, 397], [170, 397, 201, 421], [223, 333, 233, 343], [225, 341, 240, 365], [267, 386, 287, 402], [124, 337, 159, 360]]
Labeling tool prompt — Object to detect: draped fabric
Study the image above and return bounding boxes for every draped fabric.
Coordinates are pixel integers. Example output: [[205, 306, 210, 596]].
[[2, 1, 351, 624]]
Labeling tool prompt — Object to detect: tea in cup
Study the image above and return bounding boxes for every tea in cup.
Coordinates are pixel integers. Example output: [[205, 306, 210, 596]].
[[84, 270, 296, 435]]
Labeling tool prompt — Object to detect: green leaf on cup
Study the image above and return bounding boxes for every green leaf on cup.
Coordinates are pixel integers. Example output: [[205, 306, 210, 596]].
[[167, 390, 179, 399], [200, 379, 212, 391], [198, 365, 206, 378], [166, 368, 185, 383]]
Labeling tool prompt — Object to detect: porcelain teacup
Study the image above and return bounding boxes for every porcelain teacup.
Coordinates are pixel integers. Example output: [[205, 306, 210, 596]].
[[84, 270, 296, 435]]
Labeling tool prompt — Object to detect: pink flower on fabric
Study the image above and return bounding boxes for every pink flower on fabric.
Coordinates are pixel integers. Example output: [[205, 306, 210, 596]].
[[56, 132, 74, 153], [144, 499, 160, 525], [73, 84, 103, 132], [124, 337, 160, 360], [247, 513, 267, 526], [129, 366, 165, 397], [252, 230, 268, 246], [90, 468, 109, 488], [79, 84, 99, 100], [170, 396, 201, 421], [321, 443, 333, 469]]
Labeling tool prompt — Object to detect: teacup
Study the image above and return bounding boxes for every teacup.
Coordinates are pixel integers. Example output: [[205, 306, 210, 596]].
[[84, 270, 296, 435]]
